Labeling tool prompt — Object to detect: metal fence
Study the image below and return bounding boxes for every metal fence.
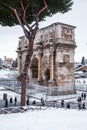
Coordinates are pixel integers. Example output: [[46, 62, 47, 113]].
[[75, 80, 87, 92], [0, 79, 21, 88], [0, 79, 87, 114]]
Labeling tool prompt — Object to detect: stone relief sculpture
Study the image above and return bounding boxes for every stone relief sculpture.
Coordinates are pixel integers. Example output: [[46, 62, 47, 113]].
[[61, 26, 72, 40], [49, 30, 55, 39], [63, 55, 70, 63]]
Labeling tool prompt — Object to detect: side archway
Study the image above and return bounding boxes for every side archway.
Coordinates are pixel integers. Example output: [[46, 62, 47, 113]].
[[45, 68, 50, 81], [31, 57, 38, 78]]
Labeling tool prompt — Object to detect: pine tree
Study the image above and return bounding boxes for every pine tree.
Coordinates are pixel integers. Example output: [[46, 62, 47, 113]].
[[0, 0, 73, 106], [81, 56, 85, 65]]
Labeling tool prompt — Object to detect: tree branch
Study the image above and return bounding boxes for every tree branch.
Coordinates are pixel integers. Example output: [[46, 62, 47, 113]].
[[0, 0, 31, 39], [20, 0, 32, 32], [24, 19, 32, 30], [13, 9, 23, 27], [0, 1, 23, 27], [0, 1, 14, 11], [37, 0, 48, 17], [12, 8, 31, 40], [20, 0, 26, 18]]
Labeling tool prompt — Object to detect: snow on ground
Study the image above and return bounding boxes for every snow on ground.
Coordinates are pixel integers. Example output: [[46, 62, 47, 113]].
[[0, 69, 87, 130], [0, 68, 17, 79], [0, 108, 87, 130]]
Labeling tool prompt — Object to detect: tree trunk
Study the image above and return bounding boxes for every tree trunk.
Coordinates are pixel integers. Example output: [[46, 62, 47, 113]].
[[21, 74, 26, 106], [20, 40, 33, 106]]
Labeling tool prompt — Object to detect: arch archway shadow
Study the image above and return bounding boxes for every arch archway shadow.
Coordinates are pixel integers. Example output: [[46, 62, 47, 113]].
[[45, 68, 50, 82], [31, 57, 38, 78]]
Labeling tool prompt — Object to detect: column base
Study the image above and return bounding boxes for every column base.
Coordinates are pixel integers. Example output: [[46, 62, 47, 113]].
[[37, 78, 43, 85], [48, 79, 56, 87], [37, 78, 43, 82]]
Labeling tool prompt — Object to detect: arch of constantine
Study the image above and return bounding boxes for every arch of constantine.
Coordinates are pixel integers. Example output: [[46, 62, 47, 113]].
[[17, 22, 76, 95]]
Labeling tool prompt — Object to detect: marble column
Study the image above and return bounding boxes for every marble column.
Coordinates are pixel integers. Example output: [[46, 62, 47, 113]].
[[38, 49, 42, 81], [50, 46, 54, 81], [18, 54, 21, 76]]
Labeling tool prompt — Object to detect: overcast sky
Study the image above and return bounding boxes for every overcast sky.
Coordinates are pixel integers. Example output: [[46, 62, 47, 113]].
[[0, 0, 87, 62]]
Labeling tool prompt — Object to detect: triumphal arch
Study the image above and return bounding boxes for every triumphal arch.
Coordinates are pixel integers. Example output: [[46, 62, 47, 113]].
[[17, 22, 76, 95]]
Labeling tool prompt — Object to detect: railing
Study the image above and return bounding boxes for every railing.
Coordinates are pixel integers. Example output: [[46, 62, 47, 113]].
[[0, 79, 87, 114], [75, 80, 87, 92], [0, 106, 25, 114], [0, 79, 87, 100], [0, 79, 21, 87], [0, 99, 86, 115], [1, 79, 87, 94]]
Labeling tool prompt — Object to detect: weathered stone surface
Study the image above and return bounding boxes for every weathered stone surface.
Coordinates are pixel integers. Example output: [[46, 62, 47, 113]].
[[17, 22, 76, 95]]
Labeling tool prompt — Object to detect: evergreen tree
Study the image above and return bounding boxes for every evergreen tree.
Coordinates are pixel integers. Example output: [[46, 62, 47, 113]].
[[81, 56, 85, 65], [0, 0, 73, 106], [12, 58, 18, 68], [0, 58, 3, 66]]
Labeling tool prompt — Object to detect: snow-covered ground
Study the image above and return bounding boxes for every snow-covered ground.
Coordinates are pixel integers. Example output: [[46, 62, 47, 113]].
[[0, 68, 17, 79], [0, 68, 87, 130], [0, 108, 87, 130]]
